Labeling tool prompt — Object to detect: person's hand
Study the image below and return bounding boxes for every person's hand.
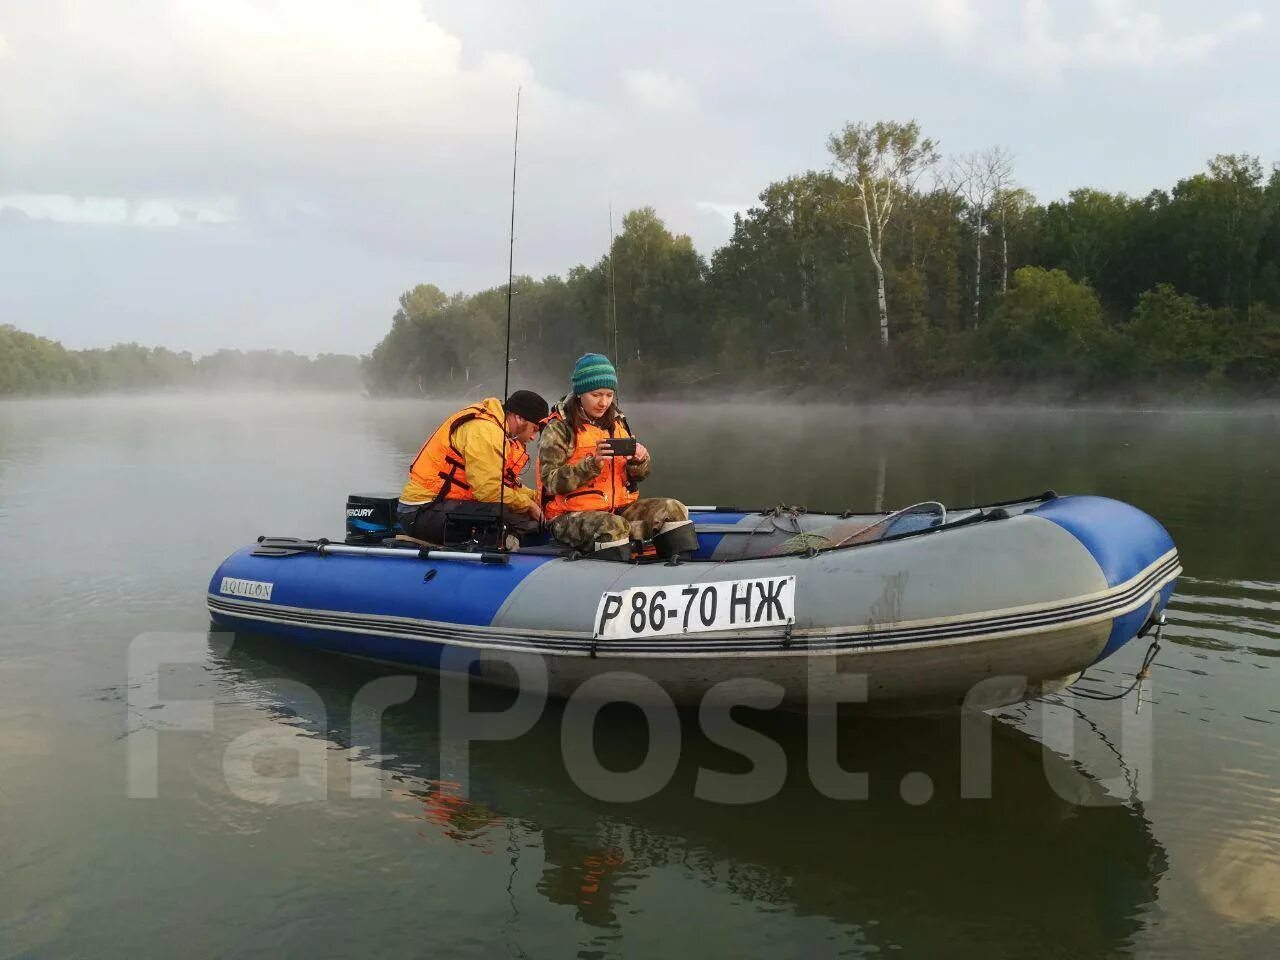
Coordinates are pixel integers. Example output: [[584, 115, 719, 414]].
[[526, 502, 543, 523], [631, 442, 649, 463], [593, 439, 617, 460]]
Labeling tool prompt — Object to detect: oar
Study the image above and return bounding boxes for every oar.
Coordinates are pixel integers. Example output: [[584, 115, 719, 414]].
[[252, 537, 508, 564]]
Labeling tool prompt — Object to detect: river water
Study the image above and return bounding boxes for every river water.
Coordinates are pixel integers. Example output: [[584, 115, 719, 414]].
[[1, 394, 1277, 958]]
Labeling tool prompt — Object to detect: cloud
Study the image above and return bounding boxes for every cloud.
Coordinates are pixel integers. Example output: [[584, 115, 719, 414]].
[[1084, 0, 1263, 65], [829, 0, 978, 46], [171, 0, 500, 135], [695, 201, 748, 224], [623, 69, 694, 113], [0, 194, 236, 227], [0, 0, 593, 195], [823, 0, 1264, 80], [1019, 0, 1266, 77]]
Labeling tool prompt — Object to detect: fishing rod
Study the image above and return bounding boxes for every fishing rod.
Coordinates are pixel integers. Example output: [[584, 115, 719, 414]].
[[606, 203, 619, 514], [606, 203, 627, 512], [497, 87, 521, 551], [608, 202, 619, 380]]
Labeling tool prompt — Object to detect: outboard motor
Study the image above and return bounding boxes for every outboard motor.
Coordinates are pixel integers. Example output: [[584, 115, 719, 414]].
[[344, 494, 400, 544]]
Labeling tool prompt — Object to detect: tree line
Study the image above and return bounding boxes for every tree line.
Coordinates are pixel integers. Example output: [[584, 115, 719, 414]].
[[366, 120, 1280, 398], [0, 325, 363, 396]]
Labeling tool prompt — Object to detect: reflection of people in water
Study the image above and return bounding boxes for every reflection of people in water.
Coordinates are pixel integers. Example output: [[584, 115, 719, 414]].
[[416, 779, 502, 843], [215, 633, 1169, 955], [537, 828, 628, 928]]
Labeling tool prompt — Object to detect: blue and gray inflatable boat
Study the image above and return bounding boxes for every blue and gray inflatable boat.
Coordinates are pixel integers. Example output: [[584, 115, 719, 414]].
[[207, 492, 1180, 714]]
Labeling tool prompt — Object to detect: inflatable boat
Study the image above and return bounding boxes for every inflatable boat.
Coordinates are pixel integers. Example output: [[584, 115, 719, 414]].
[[206, 492, 1180, 714]]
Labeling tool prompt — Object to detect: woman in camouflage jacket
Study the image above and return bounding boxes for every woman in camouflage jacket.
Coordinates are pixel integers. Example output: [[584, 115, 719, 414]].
[[538, 354, 692, 558]]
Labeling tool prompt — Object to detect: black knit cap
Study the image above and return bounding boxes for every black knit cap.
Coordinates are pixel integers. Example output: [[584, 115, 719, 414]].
[[504, 389, 549, 425]]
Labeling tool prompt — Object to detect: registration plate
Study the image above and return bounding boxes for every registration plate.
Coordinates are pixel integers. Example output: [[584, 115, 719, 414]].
[[593, 576, 796, 640]]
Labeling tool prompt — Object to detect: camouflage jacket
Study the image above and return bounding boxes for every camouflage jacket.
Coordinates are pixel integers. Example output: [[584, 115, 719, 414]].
[[538, 396, 652, 496]]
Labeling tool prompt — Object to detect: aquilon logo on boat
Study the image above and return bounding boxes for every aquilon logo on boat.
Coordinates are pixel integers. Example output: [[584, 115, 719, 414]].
[[220, 577, 274, 601]]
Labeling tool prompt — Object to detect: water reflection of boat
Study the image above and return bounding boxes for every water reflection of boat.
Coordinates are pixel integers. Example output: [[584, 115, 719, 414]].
[[208, 493, 1181, 714], [212, 632, 1169, 954]]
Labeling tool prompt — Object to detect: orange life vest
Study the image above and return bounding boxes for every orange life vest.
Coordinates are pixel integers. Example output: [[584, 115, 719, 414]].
[[540, 411, 639, 521], [404, 401, 529, 504]]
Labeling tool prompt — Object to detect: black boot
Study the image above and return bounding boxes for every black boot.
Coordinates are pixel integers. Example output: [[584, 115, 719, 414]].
[[589, 537, 633, 562], [653, 520, 699, 559]]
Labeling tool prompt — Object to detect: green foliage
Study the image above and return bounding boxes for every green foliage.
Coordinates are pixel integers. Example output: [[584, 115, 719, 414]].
[[361, 211, 708, 397], [826, 120, 940, 195], [709, 173, 865, 373], [1119, 285, 1222, 381], [1162, 155, 1272, 309], [0, 324, 362, 396], [1032, 189, 1142, 306], [607, 208, 707, 378], [362, 136, 1280, 397], [983, 268, 1110, 379], [0, 326, 80, 394]]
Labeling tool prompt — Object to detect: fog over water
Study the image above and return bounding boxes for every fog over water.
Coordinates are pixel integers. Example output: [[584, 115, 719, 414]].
[[1, 394, 1278, 958]]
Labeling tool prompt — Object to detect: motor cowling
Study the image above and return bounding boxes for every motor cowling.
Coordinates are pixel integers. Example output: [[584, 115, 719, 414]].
[[344, 494, 400, 544]]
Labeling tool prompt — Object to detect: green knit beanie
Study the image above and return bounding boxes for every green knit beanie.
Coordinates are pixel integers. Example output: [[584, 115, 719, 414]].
[[571, 353, 618, 395]]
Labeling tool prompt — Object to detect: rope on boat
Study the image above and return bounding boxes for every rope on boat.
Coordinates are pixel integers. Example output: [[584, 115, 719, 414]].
[[1067, 615, 1164, 712], [828, 501, 948, 550], [768, 501, 951, 555], [738, 504, 806, 557]]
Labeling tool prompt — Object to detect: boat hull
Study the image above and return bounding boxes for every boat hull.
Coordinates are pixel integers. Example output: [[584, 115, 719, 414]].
[[208, 495, 1180, 714]]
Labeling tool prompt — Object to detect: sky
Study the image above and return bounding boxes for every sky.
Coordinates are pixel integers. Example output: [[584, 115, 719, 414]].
[[1, 0, 1277, 356]]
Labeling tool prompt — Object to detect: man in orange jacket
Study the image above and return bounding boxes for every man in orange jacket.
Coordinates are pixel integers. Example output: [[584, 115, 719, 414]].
[[397, 390, 549, 547]]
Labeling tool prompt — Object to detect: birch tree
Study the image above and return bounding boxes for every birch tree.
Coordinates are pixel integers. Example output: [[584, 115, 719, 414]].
[[828, 120, 939, 347], [994, 186, 1036, 294], [949, 147, 1013, 328]]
